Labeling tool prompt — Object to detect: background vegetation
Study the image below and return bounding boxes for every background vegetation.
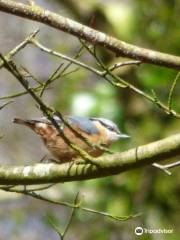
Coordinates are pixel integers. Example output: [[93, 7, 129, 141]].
[[0, 0, 179, 239]]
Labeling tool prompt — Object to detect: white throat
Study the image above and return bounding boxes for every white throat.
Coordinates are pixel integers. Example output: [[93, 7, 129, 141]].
[[104, 128, 120, 142]]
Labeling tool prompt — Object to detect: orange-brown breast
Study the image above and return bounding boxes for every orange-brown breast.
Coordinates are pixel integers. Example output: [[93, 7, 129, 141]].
[[34, 122, 110, 162]]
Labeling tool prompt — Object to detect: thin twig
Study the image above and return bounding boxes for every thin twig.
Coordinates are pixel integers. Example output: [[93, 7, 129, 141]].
[[39, 63, 64, 97], [19, 65, 44, 86], [0, 85, 49, 100], [31, 39, 103, 75], [108, 60, 141, 72], [25, 183, 57, 191], [0, 100, 14, 110], [168, 71, 180, 110], [61, 192, 80, 239], [0, 186, 140, 222], [153, 161, 180, 175], [0, 29, 39, 69], [0, 183, 56, 192], [39, 43, 85, 97], [56, 43, 85, 77], [47, 217, 62, 239]]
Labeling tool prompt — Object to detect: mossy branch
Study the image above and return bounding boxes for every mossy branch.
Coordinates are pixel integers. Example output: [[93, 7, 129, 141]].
[[0, 133, 179, 185], [0, 0, 180, 69]]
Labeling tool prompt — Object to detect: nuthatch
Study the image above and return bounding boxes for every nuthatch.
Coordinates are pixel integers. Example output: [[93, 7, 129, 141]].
[[13, 116, 129, 162]]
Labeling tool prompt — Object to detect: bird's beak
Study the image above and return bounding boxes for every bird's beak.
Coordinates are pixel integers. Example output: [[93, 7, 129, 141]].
[[118, 133, 130, 139]]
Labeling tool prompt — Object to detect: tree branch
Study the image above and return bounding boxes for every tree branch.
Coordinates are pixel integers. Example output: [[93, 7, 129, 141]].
[[1, 186, 139, 221], [0, 29, 39, 69], [0, 133, 179, 185], [27, 38, 180, 118], [153, 161, 180, 175], [0, 0, 179, 69]]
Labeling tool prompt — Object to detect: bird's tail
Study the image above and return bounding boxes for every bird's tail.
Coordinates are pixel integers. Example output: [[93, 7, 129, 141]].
[[13, 118, 36, 129]]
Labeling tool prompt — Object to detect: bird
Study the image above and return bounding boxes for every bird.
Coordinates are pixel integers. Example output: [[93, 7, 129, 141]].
[[13, 115, 129, 163]]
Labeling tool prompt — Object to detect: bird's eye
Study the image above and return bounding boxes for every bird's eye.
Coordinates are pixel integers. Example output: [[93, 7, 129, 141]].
[[106, 126, 114, 131]]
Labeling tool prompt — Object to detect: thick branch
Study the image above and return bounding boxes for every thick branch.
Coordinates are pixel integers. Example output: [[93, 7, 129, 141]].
[[0, 0, 179, 69], [0, 133, 179, 185]]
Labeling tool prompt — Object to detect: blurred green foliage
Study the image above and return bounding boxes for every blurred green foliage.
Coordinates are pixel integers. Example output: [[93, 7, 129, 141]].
[[0, 0, 179, 239], [51, 1, 180, 239]]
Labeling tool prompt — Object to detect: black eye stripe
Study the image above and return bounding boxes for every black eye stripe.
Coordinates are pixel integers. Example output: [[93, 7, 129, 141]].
[[107, 125, 114, 130], [99, 120, 114, 131], [90, 118, 120, 133]]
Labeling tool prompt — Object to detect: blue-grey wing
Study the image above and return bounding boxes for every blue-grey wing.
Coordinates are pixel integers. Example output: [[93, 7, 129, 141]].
[[35, 115, 99, 135], [68, 116, 99, 134]]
